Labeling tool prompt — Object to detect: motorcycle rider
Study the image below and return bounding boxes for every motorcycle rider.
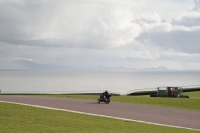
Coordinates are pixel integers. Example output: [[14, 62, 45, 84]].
[[101, 90, 109, 100], [97, 90, 111, 104]]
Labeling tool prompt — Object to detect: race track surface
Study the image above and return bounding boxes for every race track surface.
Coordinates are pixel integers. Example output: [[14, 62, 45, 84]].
[[0, 95, 200, 130]]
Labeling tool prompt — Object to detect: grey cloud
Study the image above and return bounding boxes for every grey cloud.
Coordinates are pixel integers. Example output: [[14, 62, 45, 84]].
[[159, 54, 200, 63], [136, 0, 200, 54], [172, 11, 200, 27], [1, 0, 200, 70], [2, 35, 109, 49], [0, 1, 107, 48], [136, 27, 200, 53], [172, 16, 200, 27], [172, 0, 200, 27], [0, 2, 37, 43], [193, 0, 200, 11]]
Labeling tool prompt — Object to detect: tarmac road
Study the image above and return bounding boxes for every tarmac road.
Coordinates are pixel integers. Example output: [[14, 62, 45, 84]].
[[0, 95, 200, 130]]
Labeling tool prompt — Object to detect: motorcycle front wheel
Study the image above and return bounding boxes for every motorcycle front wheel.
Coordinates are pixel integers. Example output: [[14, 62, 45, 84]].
[[97, 98, 100, 103], [106, 99, 110, 104]]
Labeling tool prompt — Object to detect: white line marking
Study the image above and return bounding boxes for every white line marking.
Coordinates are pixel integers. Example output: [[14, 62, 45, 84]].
[[0, 100, 200, 131]]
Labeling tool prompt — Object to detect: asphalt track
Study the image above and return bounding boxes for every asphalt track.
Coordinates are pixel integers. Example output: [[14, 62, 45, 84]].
[[0, 95, 200, 130]]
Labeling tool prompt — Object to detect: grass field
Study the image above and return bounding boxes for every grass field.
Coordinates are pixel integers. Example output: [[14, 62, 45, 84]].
[[37, 91, 200, 110], [0, 102, 199, 133], [184, 91, 200, 98]]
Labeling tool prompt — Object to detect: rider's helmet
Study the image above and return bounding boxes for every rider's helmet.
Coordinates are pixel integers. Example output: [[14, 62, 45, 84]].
[[105, 90, 108, 94]]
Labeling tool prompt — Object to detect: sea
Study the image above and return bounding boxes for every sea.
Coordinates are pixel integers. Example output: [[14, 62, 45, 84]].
[[0, 70, 200, 94]]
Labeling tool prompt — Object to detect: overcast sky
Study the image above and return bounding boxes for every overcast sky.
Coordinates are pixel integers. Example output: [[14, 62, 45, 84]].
[[0, 0, 200, 70]]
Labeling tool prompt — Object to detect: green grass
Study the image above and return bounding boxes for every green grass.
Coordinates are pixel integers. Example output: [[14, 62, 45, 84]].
[[0, 102, 198, 133], [184, 91, 200, 98], [36, 91, 200, 110]]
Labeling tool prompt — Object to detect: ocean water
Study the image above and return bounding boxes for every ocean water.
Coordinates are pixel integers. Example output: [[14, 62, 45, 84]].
[[0, 71, 200, 94]]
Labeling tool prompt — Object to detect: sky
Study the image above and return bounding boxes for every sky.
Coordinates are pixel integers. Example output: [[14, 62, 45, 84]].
[[0, 0, 200, 70]]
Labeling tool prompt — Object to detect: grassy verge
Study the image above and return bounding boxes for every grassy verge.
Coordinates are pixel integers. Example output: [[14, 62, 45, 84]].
[[35, 91, 200, 110], [184, 91, 200, 98], [0, 102, 198, 133]]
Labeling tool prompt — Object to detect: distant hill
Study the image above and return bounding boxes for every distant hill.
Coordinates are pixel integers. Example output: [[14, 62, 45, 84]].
[[1, 59, 67, 70], [76, 66, 177, 71], [137, 66, 177, 71], [0, 60, 196, 71]]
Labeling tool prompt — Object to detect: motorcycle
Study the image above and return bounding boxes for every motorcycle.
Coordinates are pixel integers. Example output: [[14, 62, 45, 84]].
[[97, 94, 111, 104]]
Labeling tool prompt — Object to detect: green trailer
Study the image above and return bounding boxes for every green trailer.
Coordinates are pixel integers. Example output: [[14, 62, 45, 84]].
[[150, 86, 189, 98]]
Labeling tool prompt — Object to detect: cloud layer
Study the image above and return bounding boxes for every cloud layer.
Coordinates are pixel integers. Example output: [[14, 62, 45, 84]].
[[0, 0, 200, 70]]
